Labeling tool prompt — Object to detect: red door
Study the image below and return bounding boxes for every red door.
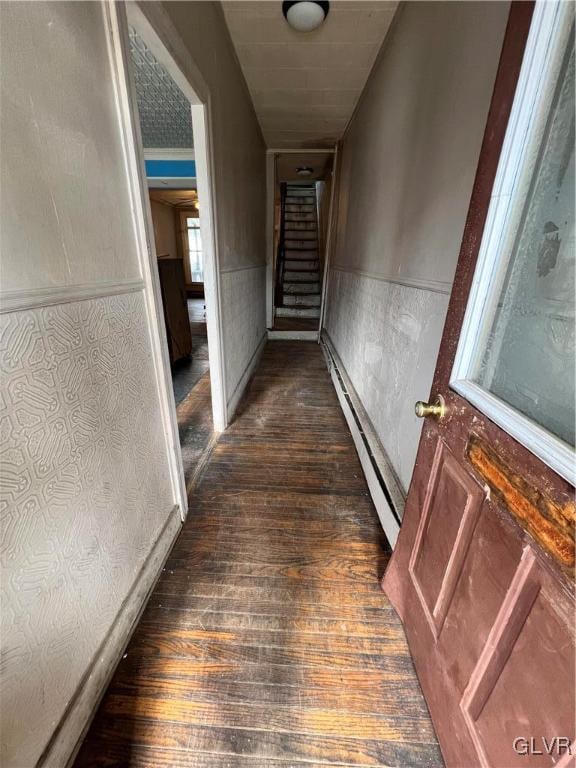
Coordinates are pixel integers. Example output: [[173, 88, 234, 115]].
[[383, 3, 575, 766]]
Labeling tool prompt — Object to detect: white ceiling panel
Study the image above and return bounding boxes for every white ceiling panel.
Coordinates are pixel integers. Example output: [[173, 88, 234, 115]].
[[129, 27, 193, 149], [222, 1, 398, 148], [275, 152, 333, 182]]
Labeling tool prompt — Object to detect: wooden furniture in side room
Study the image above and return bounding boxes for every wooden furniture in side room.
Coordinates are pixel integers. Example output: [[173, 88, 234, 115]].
[[157, 256, 192, 364]]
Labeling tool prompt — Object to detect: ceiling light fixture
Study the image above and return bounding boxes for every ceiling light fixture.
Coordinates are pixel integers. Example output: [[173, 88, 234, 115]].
[[282, 1, 329, 32], [296, 166, 314, 176]]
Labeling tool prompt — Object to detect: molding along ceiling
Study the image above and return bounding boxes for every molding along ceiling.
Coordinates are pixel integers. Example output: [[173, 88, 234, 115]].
[[222, 1, 398, 148]]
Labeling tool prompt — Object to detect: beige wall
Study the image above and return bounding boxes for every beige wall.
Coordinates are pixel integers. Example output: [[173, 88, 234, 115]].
[[325, 1, 510, 493], [0, 3, 180, 766], [158, 2, 266, 273], [150, 199, 178, 258]]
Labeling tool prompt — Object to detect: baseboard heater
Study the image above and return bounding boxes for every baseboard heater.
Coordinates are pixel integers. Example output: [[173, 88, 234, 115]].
[[321, 332, 404, 548]]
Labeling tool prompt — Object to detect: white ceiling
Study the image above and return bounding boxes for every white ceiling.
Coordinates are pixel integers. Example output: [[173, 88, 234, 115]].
[[222, 1, 398, 148], [129, 27, 193, 149]]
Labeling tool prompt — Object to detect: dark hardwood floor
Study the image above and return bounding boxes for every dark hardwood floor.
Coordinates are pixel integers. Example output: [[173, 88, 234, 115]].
[[272, 316, 319, 331], [172, 299, 210, 407], [173, 297, 213, 484], [177, 370, 213, 485], [74, 341, 442, 767]]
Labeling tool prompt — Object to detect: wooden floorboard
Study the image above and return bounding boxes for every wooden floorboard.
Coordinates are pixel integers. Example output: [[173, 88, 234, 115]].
[[177, 371, 213, 483], [172, 299, 210, 406], [74, 341, 442, 768]]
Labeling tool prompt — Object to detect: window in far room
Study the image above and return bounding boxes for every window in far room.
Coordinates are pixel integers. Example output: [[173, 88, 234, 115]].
[[181, 212, 203, 283]]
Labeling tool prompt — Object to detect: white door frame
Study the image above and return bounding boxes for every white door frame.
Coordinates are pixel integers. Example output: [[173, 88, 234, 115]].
[[120, 1, 228, 434], [265, 152, 276, 329], [318, 143, 340, 334], [104, 2, 187, 519], [266, 148, 336, 329]]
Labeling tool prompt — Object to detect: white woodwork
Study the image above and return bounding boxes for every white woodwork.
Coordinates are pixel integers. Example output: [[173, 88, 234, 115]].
[[127, 4, 228, 431]]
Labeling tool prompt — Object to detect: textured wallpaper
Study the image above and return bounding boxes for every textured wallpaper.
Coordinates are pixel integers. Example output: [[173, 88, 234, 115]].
[[325, 268, 449, 493], [0, 292, 175, 767]]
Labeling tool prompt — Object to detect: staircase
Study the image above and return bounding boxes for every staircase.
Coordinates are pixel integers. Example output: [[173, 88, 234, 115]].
[[275, 183, 321, 321]]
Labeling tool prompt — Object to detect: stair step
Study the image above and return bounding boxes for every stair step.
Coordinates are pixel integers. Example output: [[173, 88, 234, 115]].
[[284, 231, 317, 241], [285, 252, 318, 262], [283, 294, 321, 307], [283, 271, 320, 282], [276, 306, 320, 318], [285, 259, 318, 270], [285, 197, 316, 208], [286, 189, 315, 196], [285, 241, 319, 250], [285, 205, 315, 213], [283, 282, 320, 294], [285, 223, 317, 232], [285, 213, 315, 222]]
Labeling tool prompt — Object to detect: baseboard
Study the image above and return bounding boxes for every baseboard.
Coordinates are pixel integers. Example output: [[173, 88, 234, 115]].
[[321, 332, 404, 548], [268, 329, 319, 341], [226, 332, 267, 423], [37, 506, 183, 768]]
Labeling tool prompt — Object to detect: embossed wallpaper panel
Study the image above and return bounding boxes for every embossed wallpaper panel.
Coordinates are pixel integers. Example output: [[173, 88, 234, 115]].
[[0, 293, 175, 767], [0, 2, 142, 293]]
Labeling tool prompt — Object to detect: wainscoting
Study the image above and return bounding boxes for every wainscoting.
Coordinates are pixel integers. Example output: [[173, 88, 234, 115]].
[[325, 266, 451, 492]]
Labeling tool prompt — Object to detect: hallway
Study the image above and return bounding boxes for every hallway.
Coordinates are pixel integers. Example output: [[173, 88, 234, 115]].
[[74, 342, 441, 767]]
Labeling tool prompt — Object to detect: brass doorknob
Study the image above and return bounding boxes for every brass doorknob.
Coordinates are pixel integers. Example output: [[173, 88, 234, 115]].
[[415, 395, 446, 420]]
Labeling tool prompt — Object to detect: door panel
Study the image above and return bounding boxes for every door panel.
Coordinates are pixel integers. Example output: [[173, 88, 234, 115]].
[[461, 547, 575, 766], [437, 494, 524, 696], [383, 3, 575, 766], [409, 439, 484, 638], [463, 549, 575, 768]]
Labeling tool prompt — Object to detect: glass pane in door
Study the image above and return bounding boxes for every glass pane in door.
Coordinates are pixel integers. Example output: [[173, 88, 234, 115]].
[[187, 217, 203, 283], [473, 35, 575, 446]]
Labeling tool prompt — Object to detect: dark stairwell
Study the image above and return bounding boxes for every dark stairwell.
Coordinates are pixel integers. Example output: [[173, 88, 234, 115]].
[[274, 183, 323, 334]]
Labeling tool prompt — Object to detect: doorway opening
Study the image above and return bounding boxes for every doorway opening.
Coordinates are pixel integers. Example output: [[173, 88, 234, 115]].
[[267, 151, 335, 340], [147, 188, 209, 407], [126, 12, 225, 482]]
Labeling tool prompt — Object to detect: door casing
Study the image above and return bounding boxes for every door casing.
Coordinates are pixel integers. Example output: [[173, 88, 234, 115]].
[[124, 1, 228, 434]]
